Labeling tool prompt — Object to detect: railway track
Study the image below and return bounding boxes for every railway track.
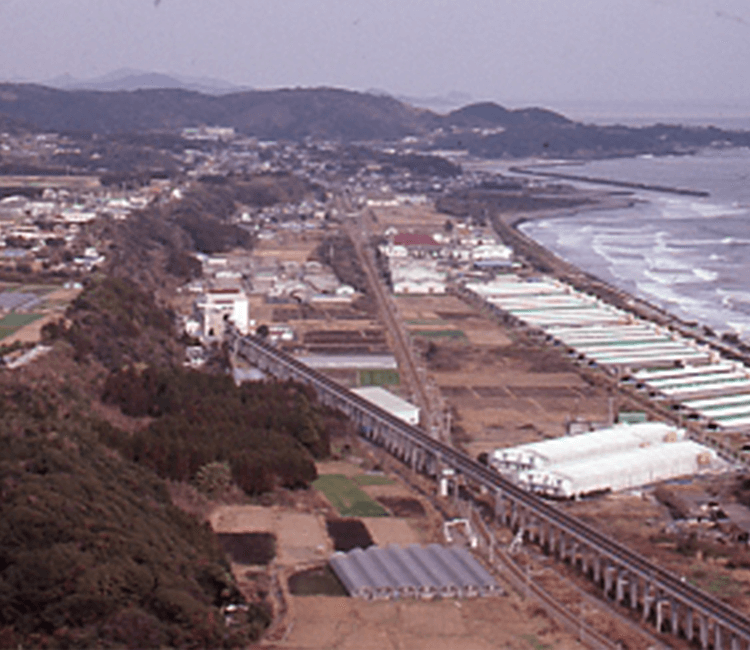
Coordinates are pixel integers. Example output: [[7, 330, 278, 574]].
[[343, 214, 448, 441], [370, 441, 661, 649], [230, 328, 750, 647]]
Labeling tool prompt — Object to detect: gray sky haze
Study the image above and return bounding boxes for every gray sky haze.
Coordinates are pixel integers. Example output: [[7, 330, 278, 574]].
[[0, 0, 748, 114]]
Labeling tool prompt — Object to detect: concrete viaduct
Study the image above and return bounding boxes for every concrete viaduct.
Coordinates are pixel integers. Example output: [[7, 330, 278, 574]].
[[229, 327, 750, 649]]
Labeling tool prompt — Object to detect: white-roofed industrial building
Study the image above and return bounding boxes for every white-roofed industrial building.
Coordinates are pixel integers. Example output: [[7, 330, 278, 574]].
[[295, 354, 398, 370], [491, 421, 683, 473], [519, 441, 716, 499], [352, 386, 420, 425], [491, 421, 717, 498]]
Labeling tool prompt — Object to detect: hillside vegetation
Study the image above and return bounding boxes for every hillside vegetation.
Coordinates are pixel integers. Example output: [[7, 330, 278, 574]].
[[43, 276, 182, 370], [0, 376, 268, 648], [1, 272, 349, 646], [2, 83, 749, 157], [0, 85, 430, 140], [101, 365, 342, 494]]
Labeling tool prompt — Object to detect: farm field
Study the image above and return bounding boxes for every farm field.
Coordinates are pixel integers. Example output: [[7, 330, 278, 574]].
[[313, 474, 389, 517], [0, 312, 43, 339], [0, 283, 81, 344], [394, 293, 612, 457]]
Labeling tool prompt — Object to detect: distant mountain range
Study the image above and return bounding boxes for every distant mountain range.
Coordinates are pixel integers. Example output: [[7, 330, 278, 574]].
[[44, 68, 250, 95], [0, 79, 748, 158]]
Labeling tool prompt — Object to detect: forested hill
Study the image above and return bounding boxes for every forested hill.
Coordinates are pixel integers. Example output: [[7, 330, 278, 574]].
[[0, 84, 431, 140], [1, 83, 749, 157]]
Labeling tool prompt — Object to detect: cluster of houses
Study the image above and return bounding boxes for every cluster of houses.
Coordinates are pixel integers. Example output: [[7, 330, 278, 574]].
[[183, 253, 359, 347], [0, 186, 155, 274], [378, 226, 516, 295]]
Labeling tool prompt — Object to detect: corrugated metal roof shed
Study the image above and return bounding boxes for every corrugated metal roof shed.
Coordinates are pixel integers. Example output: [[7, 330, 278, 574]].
[[329, 544, 501, 601]]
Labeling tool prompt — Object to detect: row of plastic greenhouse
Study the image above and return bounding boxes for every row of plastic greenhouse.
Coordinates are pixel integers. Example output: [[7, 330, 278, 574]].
[[464, 273, 750, 432], [630, 363, 750, 432], [464, 275, 714, 370], [328, 544, 501, 600]]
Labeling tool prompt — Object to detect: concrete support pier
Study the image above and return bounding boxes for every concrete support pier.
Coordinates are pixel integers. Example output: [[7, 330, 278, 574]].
[[229, 328, 750, 648]]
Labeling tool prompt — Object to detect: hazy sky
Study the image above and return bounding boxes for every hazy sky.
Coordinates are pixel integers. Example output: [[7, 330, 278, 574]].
[[1, 0, 749, 109]]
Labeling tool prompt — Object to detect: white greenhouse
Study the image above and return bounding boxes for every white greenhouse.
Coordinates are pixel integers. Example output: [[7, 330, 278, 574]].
[[490, 421, 683, 473], [518, 441, 716, 499]]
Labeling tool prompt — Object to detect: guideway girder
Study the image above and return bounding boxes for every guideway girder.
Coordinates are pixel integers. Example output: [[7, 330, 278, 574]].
[[228, 328, 750, 648]]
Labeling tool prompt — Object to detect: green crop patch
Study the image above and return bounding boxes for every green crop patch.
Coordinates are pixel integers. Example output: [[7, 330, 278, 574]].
[[521, 635, 551, 650], [0, 313, 43, 329], [406, 319, 449, 326], [313, 474, 389, 517], [0, 313, 43, 339], [412, 329, 466, 340], [351, 474, 395, 486], [358, 368, 400, 386]]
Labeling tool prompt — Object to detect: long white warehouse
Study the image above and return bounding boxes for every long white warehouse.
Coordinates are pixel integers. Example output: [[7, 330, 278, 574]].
[[490, 421, 684, 473], [352, 386, 420, 426], [519, 441, 717, 499]]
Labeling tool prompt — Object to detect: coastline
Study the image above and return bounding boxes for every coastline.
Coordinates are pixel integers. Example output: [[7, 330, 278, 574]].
[[509, 165, 711, 197], [490, 192, 750, 367]]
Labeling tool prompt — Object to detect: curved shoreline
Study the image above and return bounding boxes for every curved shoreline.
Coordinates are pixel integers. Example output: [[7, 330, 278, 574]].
[[491, 202, 750, 366]]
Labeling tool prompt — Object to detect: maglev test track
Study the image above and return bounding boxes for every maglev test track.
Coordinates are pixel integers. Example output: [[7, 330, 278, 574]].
[[229, 328, 750, 650]]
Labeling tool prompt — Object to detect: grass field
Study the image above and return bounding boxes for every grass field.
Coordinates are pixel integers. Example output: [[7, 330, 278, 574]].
[[351, 474, 395, 486], [313, 474, 389, 517], [358, 368, 400, 386], [0, 313, 43, 339]]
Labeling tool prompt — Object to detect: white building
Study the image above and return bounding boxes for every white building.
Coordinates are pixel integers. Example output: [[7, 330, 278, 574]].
[[389, 259, 447, 295], [491, 421, 682, 473], [472, 243, 513, 262], [352, 386, 420, 425], [200, 287, 249, 338], [491, 421, 717, 498], [519, 442, 716, 499]]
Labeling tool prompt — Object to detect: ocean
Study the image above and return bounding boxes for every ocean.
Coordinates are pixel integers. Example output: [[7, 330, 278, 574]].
[[514, 148, 750, 341]]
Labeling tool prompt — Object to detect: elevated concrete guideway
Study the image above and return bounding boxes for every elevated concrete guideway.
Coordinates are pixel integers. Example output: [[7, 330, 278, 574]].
[[229, 327, 750, 649]]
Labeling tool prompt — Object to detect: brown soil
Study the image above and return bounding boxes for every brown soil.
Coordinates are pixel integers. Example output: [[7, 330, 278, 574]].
[[393, 292, 612, 454], [218, 532, 277, 565], [326, 519, 374, 551], [359, 517, 423, 546], [265, 595, 584, 650], [375, 496, 426, 517]]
